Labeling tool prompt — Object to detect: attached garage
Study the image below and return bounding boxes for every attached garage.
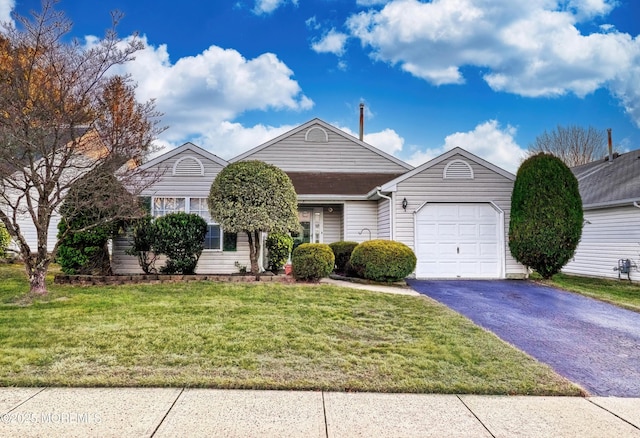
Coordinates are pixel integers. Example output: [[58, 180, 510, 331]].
[[415, 202, 504, 278], [375, 147, 527, 280]]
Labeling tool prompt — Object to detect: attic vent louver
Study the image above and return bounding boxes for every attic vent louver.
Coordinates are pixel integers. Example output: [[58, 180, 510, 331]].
[[173, 156, 204, 176], [443, 159, 474, 179], [305, 126, 328, 143]]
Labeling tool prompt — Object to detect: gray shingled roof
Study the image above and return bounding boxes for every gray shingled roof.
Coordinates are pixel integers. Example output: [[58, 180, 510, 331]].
[[571, 149, 640, 207]]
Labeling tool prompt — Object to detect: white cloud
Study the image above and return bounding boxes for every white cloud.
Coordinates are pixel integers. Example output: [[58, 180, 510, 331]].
[[0, 0, 14, 25], [356, 0, 390, 6], [346, 0, 640, 124], [253, 0, 298, 15], [407, 120, 526, 173], [311, 28, 348, 56], [337, 125, 404, 156], [106, 35, 313, 157]]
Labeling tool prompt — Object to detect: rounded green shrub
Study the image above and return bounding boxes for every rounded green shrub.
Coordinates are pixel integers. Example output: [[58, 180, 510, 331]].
[[291, 243, 334, 281], [329, 241, 359, 273], [154, 212, 208, 274], [349, 239, 416, 282], [509, 153, 583, 279], [266, 233, 293, 274]]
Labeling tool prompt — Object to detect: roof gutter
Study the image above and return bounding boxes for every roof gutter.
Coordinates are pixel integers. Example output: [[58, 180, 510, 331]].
[[376, 189, 394, 240], [583, 198, 640, 211]]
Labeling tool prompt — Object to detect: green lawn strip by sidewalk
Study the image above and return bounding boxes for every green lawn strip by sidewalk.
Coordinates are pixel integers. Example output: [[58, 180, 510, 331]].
[[0, 264, 581, 395], [540, 273, 640, 313]]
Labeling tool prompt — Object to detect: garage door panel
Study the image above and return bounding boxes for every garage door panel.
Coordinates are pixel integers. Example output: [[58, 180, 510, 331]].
[[416, 203, 502, 279], [479, 223, 497, 238], [458, 224, 477, 238], [437, 224, 457, 237]]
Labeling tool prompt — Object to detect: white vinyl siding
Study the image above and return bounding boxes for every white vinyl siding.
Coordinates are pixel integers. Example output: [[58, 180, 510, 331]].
[[112, 232, 251, 275], [240, 124, 409, 173], [563, 206, 640, 281], [344, 201, 378, 242], [8, 210, 60, 252], [323, 206, 343, 244], [377, 199, 391, 240], [141, 150, 224, 199], [394, 153, 526, 279]]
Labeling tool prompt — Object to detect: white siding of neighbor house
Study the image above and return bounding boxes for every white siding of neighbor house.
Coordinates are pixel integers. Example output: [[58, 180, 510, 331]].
[[344, 201, 378, 243], [323, 206, 343, 244], [563, 206, 640, 281], [8, 210, 60, 252], [112, 232, 251, 275], [377, 199, 391, 240], [394, 154, 527, 278], [113, 147, 252, 274], [239, 124, 409, 173]]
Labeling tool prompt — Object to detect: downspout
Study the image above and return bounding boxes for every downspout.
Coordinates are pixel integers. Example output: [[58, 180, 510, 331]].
[[634, 201, 640, 209], [376, 190, 393, 240]]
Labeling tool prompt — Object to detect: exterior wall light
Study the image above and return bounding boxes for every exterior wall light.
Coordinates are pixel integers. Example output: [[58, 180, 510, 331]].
[[402, 197, 408, 211]]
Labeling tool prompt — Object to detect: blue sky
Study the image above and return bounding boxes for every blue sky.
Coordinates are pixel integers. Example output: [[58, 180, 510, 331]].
[[3, 0, 640, 172]]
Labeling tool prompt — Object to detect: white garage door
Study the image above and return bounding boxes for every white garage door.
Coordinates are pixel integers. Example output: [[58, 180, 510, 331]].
[[416, 203, 502, 279]]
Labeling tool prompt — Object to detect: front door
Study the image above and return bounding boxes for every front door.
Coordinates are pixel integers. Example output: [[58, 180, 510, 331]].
[[293, 208, 323, 246]]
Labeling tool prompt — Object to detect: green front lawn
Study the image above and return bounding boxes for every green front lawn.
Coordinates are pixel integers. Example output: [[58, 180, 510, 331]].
[[543, 273, 640, 312], [0, 264, 581, 395]]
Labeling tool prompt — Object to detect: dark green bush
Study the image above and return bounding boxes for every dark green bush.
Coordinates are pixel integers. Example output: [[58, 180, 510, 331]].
[[266, 233, 293, 274], [349, 239, 416, 282], [291, 243, 334, 281], [509, 153, 583, 279], [154, 212, 208, 274], [56, 218, 115, 275], [329, 241, 359, 273], [125, 215, 158, 274]]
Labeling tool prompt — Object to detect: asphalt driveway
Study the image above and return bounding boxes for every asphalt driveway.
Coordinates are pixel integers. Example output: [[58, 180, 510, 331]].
[[407, 279, 640, 397]]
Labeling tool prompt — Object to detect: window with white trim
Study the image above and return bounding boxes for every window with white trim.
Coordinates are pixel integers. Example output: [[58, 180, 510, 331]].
[[152, 196, 227, 251]]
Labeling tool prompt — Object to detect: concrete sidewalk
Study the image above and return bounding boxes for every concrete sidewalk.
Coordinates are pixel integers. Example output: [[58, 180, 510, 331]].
[[1, 388, 640, 437]]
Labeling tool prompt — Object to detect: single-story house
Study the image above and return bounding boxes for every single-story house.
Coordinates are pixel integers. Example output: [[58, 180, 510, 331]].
[[112, 118, 527, 279], [563, 149, 640, 281]]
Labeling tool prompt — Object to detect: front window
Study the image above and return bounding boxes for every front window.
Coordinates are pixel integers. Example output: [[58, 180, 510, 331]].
[[152, 196, 225, 251]]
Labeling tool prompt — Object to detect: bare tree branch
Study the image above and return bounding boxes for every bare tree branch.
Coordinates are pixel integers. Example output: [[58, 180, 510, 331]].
[[528, 125, 607, 167], [0, 0, 164, 294]]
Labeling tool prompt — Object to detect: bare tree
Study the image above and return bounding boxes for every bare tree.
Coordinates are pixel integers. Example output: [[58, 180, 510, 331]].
[[0, 1, 163, 294], [528, 125, 607, 167]]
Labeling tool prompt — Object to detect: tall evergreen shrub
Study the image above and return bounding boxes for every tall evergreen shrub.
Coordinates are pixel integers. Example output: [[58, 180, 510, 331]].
[[508, 153, 583, 279]]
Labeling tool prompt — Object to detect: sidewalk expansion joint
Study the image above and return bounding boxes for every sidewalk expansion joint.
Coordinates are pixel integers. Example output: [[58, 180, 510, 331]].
[[456, 395, 496, 438], [150, 387, 185, 437], [321, 391, 329, 438], [587, 398, 640, 431], [3, 387, 48, 415]]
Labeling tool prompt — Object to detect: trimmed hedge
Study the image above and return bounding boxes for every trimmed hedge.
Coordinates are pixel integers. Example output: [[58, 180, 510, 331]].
[[349, 239, 416, 282], [329, 241, 359, 273], [291, 243, 335, 281]]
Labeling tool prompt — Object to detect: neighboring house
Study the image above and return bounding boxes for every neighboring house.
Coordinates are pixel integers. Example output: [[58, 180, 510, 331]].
[[112, 118, 527, 279], [563, 150, 640, 281], [3, 127, 96, 252]]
